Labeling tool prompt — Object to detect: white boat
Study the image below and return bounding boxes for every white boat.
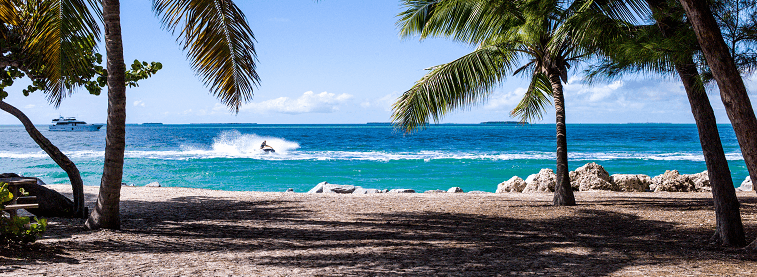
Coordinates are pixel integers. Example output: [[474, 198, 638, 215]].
[[49, 117, 103, 132]]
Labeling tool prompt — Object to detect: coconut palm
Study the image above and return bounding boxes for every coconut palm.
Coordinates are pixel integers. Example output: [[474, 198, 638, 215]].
[[393, 0, 616, 206], [84, 0, 259, 230], [577, 0, 746, 247]]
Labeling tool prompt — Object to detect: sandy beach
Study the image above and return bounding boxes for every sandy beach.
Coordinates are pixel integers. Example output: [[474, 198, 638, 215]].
[[2, 185, 757, 276]]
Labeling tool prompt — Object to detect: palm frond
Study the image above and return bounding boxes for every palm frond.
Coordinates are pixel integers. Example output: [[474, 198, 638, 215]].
[[511, 72, 552, 122], [18, 0, 101, 106], [391, 43, 518, 132], [153, 0, 259, 112]]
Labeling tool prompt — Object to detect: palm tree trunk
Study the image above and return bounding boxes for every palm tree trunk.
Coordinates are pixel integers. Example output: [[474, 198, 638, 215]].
[[548, 70, 575, 206], [678, 0, 757, 249], [646, 0, 746, 247], [85, 0, 126, 230], [0, 100, 84, 218], [677, 0, 757, 191], [674, 62, 746, 247]]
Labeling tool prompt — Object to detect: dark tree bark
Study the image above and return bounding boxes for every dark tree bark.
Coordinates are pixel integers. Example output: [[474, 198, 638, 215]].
[[677, 0, 757, 249], [0, 100, 84, 218], [85, 0, 126, 230], [646, 0, 746, 247], [548, 70, 576, 206]]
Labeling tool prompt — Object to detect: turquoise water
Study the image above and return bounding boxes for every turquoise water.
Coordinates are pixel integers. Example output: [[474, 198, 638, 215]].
[[0, 124, 748, 192]]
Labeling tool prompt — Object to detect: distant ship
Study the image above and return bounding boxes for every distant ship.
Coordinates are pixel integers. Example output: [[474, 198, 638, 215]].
[[50, 117, 103, 131]]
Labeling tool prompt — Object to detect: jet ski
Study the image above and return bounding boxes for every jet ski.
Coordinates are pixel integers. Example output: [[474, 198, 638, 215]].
[[261, 145, 275, 153]]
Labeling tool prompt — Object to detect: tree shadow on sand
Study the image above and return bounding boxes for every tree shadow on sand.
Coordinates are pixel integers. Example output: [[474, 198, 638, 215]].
[[2, 194, 757, 276]]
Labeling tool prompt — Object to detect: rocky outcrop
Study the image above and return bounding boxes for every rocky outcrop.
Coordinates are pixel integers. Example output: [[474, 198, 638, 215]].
[[447, 187, 464, 193], [424, 190, 446, 193], [650, 170, 696, 192], [737, 176, 753, 191], [610, 174, 651, 192], [388, 189, 416, 193], [685, 171, 710, 192], [569, 162, 615, 191], [496, 176, 527, 193], [352, 187, 382, 194], [307, 182, 356, 194], [145, 182, 161, 187], [522, 169, 556, 193]]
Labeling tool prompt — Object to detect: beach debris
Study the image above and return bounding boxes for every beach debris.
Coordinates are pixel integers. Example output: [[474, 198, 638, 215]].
[[522, 169, 556, 193], [387, 189, 416, 193], [424, 190, 446, 193], [285, 188, 294, 193], [737, 176, 753, 191], [145, 182, 161, 187], [447, 187, 464, 193], [610, 174, 651, 192], [650, 170, 696, 192], [569, 162, 615, 191], [496, 176, 527, 193]]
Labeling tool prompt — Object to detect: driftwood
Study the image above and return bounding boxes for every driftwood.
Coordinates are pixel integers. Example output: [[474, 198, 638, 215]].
[[1, 174, 77, 218]]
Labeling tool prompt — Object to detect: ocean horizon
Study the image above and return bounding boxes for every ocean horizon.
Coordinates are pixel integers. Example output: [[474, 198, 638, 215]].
[[0, 123, 749, 192]]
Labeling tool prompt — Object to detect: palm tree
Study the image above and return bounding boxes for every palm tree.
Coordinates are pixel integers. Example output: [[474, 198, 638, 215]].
[[579, 0, 746, 247], [392, 0, 611, 206], [86, 0, 259, 230]]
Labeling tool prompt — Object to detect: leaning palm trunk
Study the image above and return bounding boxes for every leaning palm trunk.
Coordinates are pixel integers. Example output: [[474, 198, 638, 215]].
[[85, 0, 127, 230], [642, 0, 746, 247], [547, 70, 575, 206], [674, 61, 746, 247], [677, 0, 757, 249], [0, 100, 85, 218]]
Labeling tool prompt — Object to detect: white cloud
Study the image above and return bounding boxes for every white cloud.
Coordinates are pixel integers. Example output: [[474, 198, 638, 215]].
[[242, 91, 353, 114], [24, 104, 36, 109], [133, 100, 145, 107], [484, 87, 527, 110], [564, 79, 624, 102]]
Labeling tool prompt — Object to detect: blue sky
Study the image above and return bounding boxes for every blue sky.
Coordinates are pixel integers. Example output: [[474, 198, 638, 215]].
[[1, 0, 756, 125]]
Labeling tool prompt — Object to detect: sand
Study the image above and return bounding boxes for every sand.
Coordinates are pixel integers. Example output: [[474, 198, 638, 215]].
[[2, 185, 757, 276]]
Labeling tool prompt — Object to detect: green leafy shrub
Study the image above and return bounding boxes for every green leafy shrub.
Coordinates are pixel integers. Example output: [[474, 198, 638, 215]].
[[0, 182, 47, 244]]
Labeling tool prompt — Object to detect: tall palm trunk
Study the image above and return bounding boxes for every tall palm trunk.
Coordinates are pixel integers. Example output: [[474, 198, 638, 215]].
[[675, 61, 746, 246], [548, 70, 575, 206], [85, 0, 126, 230], [678, 0, 757, 193], [0, 100, 84, 218], [645, 0, 746, 247]]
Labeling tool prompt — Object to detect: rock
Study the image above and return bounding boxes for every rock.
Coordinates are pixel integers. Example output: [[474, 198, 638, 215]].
[[285, 188, 294, 193], [447, 187, 464, 193], [308, 182, 329, 193], [610, 174, 651, 192], [424, 190, 446, 194], [388, 189, 416, 193], [737, 176, 753, 191], [145, 182, 161, 187], [323, 184, 356, 194], [353, 187, 381, 194], [522, 169, 556, 193], [496, 176, 527, 193], [569, 162, 615, 191], [121, 182, 135, 187], [381, 189, 389, 193], [467, 191, 490, 194], [686, 171, 710, 192], [650, 170, 696, 192]]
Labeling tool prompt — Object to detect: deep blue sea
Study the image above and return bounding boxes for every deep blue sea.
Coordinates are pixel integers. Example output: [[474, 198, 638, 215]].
[[0, 124, 749, 192]]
